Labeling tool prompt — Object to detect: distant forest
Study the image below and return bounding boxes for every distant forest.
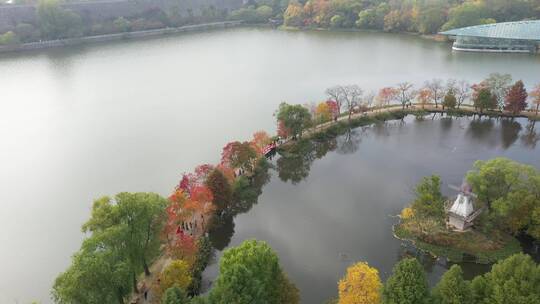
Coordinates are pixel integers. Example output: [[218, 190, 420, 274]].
[[275, 0, 540, 33], [1, 0, 540, 45]]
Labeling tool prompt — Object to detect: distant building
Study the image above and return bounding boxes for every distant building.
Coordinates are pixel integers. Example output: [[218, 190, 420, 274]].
[[440, 20, 540, 53]]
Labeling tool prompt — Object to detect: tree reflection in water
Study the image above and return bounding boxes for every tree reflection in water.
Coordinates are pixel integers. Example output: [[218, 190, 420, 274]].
[[500, 118, 522, 149], [467, 118, 496, 148], [207, 159, 272, 249], [521, 120, 539, 149], [337, 128, 362, 155], [276, 139, 316, 185]]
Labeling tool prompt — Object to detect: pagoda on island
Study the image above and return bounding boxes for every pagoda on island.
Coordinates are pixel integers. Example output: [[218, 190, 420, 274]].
[[446, 182, 483, 231]]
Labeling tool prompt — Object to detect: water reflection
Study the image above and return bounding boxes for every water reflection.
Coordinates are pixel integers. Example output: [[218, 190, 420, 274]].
[[500, 119, 522, 149], [467, 118, 495, 147], [276, 140, 317, 185], [521, 121, 540, 149], [208, 160, 272, 249], [440, 117, 453, 133], [203, 115, 540, 303], [336, 128, 362, 155]]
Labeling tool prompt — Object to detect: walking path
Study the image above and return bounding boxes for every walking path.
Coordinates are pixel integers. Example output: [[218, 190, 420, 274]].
[[291, 103, 538, 144]]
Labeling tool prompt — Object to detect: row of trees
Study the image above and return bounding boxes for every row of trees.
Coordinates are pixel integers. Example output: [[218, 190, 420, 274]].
[[275, 75, 540, 143], [282, 0, 540, 34], [0, 0, 231, 45], [52, 128, 281, 303], [338, 253, 540, 304]]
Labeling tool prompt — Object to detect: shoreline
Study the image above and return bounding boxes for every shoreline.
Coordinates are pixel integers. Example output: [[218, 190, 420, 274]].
[[0, 22, 457, 55], [0, 21, 243, 54]]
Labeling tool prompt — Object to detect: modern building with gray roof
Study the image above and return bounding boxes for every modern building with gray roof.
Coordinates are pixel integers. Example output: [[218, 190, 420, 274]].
[[440, 20, 540, 53]]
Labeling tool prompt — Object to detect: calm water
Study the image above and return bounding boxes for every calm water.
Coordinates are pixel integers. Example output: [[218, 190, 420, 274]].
[[0, 27, 539, 303], [205, 115, 540, 303]]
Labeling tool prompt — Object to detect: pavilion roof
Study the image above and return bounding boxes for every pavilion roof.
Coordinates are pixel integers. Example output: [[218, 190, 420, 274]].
[[440, 20, 540, 41]]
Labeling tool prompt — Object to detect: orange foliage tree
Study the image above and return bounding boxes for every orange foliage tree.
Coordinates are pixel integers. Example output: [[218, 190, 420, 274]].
[[250, 131, 272, 156], [417, 88, 431, 109], [377, 87, 398, 109]]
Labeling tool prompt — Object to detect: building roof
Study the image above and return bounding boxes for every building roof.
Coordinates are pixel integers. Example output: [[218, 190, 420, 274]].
[[440, 20, 540, 41]]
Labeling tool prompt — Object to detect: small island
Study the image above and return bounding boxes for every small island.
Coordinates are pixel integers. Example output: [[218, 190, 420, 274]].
[[395, 158, 540, 264]]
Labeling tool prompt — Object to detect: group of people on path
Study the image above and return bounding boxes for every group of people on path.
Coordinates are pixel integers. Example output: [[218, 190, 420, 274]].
[[176, 213, 206, 237]]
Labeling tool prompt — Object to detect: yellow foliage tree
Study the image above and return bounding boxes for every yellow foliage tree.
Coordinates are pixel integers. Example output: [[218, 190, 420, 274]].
[[315, 102, 332, 124], [400, 207, 414, 220], [284, 3, 304, 26], [160, 260, 192, 292], [338, 262, 382, 304]]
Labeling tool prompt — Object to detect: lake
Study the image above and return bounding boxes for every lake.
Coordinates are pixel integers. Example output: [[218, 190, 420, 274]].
[[0, 27, 539, 303]]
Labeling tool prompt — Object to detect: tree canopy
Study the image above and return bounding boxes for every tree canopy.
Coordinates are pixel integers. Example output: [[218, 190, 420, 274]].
[[276, 102, 312, 138], [208, 239, 299, 304], [53, 192, 168, 303], [466, 158, 540, 238], [411, 175, 444, 220], [339, 261, 382, 304], [383, 258, 430, 304], [432, 265, 473, 304]]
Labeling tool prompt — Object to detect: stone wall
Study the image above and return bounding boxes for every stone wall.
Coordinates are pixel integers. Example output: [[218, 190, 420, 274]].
[[0, 0, 243, 33]]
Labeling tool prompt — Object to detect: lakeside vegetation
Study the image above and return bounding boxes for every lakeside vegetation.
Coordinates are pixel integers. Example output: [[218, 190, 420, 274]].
[[3, 0, 540, 47], [394, 161, 538, 264], [53, 73, 540, 304], [0, 0, 234, 45], [286, 0, 540, 34], [335, 253, 540, 304]]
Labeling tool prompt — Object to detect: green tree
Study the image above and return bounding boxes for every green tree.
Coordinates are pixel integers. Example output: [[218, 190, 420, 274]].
[[466, 158, 533, 210], [473, 87, 497, 113], [276, 102, 312, 139], [442, 2, 491, 31], [330, 14, 345, 28], [113, 17, 131, 32], [82, 192, 167, 278], [161, 286, 188, 304], [209, 239, 299, 304], [471, 254, 540, 304], [383, 258, 430, 304], [52, 233, 132, 304], [416, 2, 447, 34], [443, 89, 457, 110], [466, 158, 540, 234], [432, 265, 472, 304], [14, 23, 37, 42], [205, 168, 233, 213], [37, 0, 83, 40], [0, 31, 19, 45], [411, 175, 444, 219], [256, 5, 273, 21]]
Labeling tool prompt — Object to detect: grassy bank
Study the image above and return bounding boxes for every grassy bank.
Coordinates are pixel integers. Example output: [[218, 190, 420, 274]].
[[394, 219, 521, 264]]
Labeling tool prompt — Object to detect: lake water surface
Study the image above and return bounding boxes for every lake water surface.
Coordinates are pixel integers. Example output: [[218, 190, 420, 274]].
[[204, 115, 540, 303], [0, 27, 539, 303]]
